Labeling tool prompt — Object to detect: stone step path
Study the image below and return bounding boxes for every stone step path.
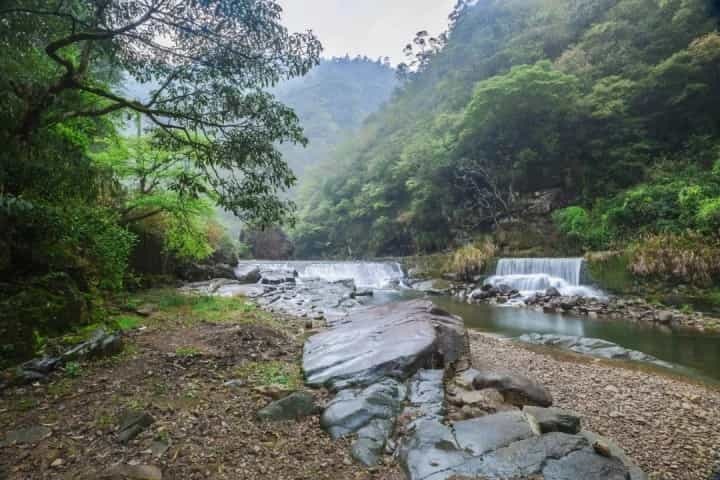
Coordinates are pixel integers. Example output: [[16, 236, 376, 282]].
[[302, 299, 647, 479]]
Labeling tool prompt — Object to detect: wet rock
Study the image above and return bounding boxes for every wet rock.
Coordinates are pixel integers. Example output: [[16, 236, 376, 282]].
[[219, 283, 265, 298], [260, 270, 297, 285], [101, 464, 162, 480], [453, 411, 535, 456], [353, 288, 374, 298], [412, 279, 451, 295], [524, 406, 581, 434], [22, 356, 62, 375], [303, 300, 463, 391], [458, 432, 588, 478], [656, 310, 674, 325], [63, 328, 123, 361], [543, 447, 629, 480], [470, 369, 553, 407], [406, 369, 446, 419], [118, 410, 155, 444], [517, 333, 674, 369], [546, 287, 561, 297], [0, 425, 52, 446], [580, 431, 648, 480], [398, 419, 469, 480], [233, 265, 261, 284], [256, 391, 320, 421], [351, 418, 394, 466], [320, 379, 406, 439]]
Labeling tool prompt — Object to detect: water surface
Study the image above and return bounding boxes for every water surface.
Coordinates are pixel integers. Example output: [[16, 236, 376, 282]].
[[432, 296, 720, 382]]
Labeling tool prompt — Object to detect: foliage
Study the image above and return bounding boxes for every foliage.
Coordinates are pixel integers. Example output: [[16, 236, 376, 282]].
[[293, 0, 720, 259], [0, 0, 321, 363], [64, 361, 83, 378], [446, 240, 498, 280], [1, 0, 322, 225], [553, 207, 609, 250], [629, 233, 720, 286]]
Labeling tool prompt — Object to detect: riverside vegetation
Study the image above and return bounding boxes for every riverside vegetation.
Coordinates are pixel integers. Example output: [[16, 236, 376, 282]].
[[2, 1, 720, 479]]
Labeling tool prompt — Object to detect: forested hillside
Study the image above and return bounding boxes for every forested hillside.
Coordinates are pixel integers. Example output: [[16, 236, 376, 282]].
[[293, 0, 720, 262], [275, 56, 396, 181], [217, 56, 396, 252]]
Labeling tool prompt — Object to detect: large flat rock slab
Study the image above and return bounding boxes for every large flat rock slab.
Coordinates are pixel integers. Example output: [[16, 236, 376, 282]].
[[399, 414, 634, 480], [303, 300, 464, 391]]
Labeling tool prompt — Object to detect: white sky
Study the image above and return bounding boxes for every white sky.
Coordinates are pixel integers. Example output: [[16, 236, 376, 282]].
[[278, 0, 458, 64]]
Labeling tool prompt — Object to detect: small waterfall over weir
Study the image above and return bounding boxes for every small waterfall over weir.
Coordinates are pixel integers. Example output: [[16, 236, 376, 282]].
[[486, 258, 603, 298], [236, 261, 406, 289]]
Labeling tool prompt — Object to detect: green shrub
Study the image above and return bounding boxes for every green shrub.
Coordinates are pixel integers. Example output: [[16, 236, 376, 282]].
[[445, 239, 497, 280], [552, 206, 609, 250]]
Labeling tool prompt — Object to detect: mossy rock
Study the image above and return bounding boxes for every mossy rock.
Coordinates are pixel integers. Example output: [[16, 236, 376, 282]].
[[0, 273, 90, 363]]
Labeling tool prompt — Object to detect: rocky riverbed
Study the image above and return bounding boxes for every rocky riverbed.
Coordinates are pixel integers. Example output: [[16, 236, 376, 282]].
[[469, 331, 720, 480], [303, 299, 648, 480], [456, 282, 720, 332]]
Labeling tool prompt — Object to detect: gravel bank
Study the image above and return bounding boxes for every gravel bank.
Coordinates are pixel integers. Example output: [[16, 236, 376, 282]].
[[469, 331, 720, 480]]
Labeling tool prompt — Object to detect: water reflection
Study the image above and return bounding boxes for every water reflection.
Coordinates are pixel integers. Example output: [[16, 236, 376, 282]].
[[430, 297, 720, 382]]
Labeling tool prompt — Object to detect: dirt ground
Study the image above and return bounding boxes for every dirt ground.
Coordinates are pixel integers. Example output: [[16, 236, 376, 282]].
[[0, 294, 404, 480]]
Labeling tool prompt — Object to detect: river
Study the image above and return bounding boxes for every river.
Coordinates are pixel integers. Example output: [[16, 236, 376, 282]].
[[236, 260, 720, 382]]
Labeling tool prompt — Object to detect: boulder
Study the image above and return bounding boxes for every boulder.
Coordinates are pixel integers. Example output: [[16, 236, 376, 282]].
[[656, 310, 674, 325], [524, 406, 581, 434], [63, 328, 123, 361], [412, 279, 451, 295], [233, 265, 261, 284], [453, 411, 535, 456], [546, 287, 561, 297], [470, 369, 553, 407], [260, 270, 297, 285], [256, 391, 320, 421], [118, 410, 155, 444], [517, 333, 674, 370], [406, 369, 446, 419], [398, 419, 470, 480], [580, 431, 648, 480], [303, 300, 464, 391], [320, 379, 406, 439], [351, 418, 394, 466]]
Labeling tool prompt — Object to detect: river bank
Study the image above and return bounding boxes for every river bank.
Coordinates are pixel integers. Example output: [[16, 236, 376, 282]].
[[0, 290, 404, 479], [468, 331, 720, 480]]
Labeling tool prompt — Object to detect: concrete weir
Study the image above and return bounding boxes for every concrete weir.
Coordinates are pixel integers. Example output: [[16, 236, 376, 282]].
[[303, 299, 647, 479]]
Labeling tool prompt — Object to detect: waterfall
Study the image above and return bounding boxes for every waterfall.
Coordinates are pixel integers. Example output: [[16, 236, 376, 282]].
[[237, 261, 406, 289], [486, 258, 602, 298]]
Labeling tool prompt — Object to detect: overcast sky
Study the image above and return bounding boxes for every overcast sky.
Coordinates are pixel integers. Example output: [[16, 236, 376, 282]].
[[278, 0, 458, 64]]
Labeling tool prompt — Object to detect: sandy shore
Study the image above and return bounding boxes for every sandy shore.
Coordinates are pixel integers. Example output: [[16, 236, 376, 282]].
[[468, 331, 720, 480]]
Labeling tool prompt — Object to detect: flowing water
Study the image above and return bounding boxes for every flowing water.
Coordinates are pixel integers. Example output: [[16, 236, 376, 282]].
[[236, 260, 405, 289], [485, 257, 604, 298], [431, 296, 720, 382], [238, 259, 720, 381]]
